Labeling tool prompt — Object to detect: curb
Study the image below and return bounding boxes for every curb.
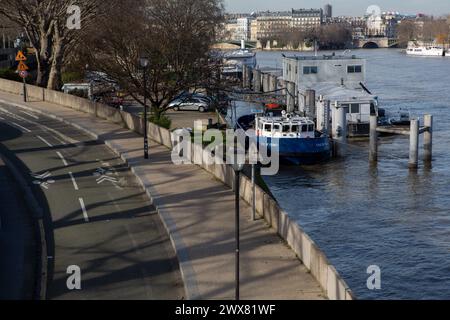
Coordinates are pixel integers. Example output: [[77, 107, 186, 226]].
[[4, 99, 200, 300], [0, 153, 48, 300]]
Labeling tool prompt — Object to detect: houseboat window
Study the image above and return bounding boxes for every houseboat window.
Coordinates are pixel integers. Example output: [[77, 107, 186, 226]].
[[303, 66, 318, 74], [273, 124, 281, 132], [308, 124, 314, 132], [350, 104, 360, 114], [370, 103, 376, 115], [291, 125, 299, 132], [301, 125, 308, 132], [283, 125, 291, 132], [347, 65, 362, 73], [264, 124, 272, 132], [341, 104, 350, 113]]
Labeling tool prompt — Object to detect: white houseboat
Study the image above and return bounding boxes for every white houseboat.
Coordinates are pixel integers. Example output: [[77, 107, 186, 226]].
[[282, 54, 390, 137], [222, 40, 256, 77]]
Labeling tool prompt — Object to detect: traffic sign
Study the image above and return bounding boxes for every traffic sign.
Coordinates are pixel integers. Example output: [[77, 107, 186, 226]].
[[17, 61, 29, 71], [15, 50, 27, 61], [19, 71, 28, 79]]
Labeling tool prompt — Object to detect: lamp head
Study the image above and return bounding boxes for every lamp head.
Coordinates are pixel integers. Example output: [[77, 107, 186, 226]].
[[139, 57, 150, 68], [232, 162, 245, 172]]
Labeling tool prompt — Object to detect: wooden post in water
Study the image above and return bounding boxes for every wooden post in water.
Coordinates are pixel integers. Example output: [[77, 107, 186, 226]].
[[286, 81, 296, 113], [369, 115, 378, 163], [424, 114, 433, 163], [409, 119, 419, 169], [253, 69, 262, 92], [242, 66, 247, 89]]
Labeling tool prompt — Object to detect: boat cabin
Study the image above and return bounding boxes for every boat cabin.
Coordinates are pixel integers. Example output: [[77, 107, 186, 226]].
[[256, 113, 316, 139]]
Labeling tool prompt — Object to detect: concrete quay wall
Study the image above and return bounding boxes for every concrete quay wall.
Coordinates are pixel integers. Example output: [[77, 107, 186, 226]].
[[0, 78, 355, 300]]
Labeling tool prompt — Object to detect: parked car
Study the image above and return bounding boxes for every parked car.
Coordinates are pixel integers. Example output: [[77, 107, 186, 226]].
[[169, 97, 210, 112]]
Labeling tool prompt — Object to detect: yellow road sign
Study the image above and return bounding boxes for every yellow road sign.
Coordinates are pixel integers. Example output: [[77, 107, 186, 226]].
[[17, 61, 29, 71], [15, 50, 27, 61]]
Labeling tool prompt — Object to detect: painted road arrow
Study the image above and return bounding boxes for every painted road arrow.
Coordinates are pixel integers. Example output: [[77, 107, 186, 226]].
[[96, 176, 118, 184]]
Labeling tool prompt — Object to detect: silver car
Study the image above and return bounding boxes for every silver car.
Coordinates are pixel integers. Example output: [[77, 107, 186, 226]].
[[169, 97, 210, 112]]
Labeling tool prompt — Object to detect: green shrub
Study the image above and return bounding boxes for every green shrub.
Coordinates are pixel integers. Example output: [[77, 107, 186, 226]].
[[0, 68, 21, 82], [62, 71, 84, 84], [149, 114, 172, 129]]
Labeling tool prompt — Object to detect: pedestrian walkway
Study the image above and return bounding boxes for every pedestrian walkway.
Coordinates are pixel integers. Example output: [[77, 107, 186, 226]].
[[0, 90, 325, 300]]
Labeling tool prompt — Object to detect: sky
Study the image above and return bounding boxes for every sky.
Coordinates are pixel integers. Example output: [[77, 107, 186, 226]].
[[224, 0, 450, 17]]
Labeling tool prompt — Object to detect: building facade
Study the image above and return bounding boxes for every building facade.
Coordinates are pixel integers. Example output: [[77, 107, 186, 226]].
[[324, 4, 332, 19], [291, 9, 323, 30], [223, 8, 325, 42], [257, 9, 323, 40], [0, 32, 15, 69], [366, 12, 400, 38], [235, 17, 254, 41], [256, 11, 292, 40]]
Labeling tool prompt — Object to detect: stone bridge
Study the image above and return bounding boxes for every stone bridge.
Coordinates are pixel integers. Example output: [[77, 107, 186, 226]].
[[356, 37, 399, 49]]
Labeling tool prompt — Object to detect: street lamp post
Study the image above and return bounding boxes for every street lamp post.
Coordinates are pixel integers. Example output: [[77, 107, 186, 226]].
[[140, 57, 150, 159], [232, 162, 244, 301]]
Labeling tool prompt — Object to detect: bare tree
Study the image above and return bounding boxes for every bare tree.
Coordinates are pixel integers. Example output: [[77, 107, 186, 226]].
[[397, 20, 419, 45], [0, 0, 100, 89], [83, 0, 224, 119]]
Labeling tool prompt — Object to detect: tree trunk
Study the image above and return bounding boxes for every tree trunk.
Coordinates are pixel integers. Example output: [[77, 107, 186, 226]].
[[35, 32, 52, 87], [47, 31, 64, 90]]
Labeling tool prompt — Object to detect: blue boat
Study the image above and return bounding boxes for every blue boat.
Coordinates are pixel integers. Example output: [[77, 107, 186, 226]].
[[255, 112, 331, 165]]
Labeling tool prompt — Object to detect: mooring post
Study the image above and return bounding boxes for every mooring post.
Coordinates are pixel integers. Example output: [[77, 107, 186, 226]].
[[369, 115, 378, 163], [251, 164, 256, 221], [279, 79, 286, 96], [263, 73, 270, 92], [409, 119, 419, 169], [333, 104, 347, 157], [424, 114, 433, 163], [243, 66, 249, 89], [305, 89, 316, 118], [270, 75, 277, 92], [253, 69, 262, 92], [286, 81, 296, 113]]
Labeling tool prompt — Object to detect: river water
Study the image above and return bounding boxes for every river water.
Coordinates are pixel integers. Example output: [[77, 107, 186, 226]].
[[257, 49, 450, 300]]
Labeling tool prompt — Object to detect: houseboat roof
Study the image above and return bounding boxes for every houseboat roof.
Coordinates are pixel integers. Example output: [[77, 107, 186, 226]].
[[224, 49, 256, 59], [299, 83, 377, 102], [258, 114, 315, 125], [284, 54, 362, 61]]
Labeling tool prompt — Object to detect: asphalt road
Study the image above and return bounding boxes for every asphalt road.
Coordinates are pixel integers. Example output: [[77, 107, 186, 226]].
[[0, 157, 36, 300], [0, 103, 184, 300]]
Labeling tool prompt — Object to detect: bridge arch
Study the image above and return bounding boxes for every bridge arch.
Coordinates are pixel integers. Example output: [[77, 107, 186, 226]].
[[362, 41, 379, 49]]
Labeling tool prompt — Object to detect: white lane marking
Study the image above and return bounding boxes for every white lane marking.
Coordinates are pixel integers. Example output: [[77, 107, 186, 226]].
[[50, 134, 67, 146], [78, 198, 89, 222], [32, 172, 52, 179], [56, 152, 68, 166], [36, 135, 53, 147], [19, 110, 39, 120], [11, 122, 32, 133], [0, 106, 79, 144], [69, 172, 79, 191]]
